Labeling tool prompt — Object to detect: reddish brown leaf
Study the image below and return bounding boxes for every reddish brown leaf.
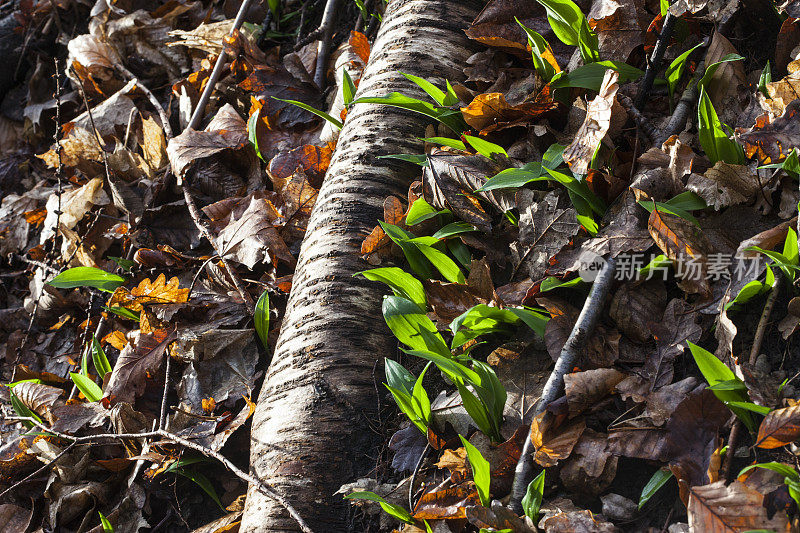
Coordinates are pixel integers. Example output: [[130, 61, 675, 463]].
[[103, 327, 178, 404], [531, 412, 586, 467], [738, 100, 800, 164], [688, 480, 791, 532], [564, 368, 626, 418], [756, 404, 800, 449], [648, 207, 712, 296], [349, 31, 370, 64], [413, 483, 480, 520], [460, 91, 558, 133]]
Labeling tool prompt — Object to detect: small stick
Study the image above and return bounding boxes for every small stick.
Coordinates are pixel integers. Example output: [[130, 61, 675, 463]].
[[314, 0, 340, 89], [182, 186, 255, 313], [187, 0, 256, 132], [654, 60, 705, 147], [408, 442, 430, 510], [507, 257, 616, 513], [722, 275, 783, 479], [617, 93, 657, 143], [636, 12, 676, 110], [2, 415, 315, 533]]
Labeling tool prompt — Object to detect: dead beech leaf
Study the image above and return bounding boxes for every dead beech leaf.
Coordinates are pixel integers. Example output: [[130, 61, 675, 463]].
[[268, 142, 335, 188], [12, 382, 63, 423], [702, 32, 746, 127], [755, 404, 800, 449], [648, 208, 712, 296], [514, 190, 581, 281], [609, 280, 667, 343], [460, 91, 558, 133], [541, 297, 620, 369], [643, 299, 702, 388], [531, 412, 586, 467], [413, 484, 480, 520], [39, 177, 110, 245], [559, 429, 619, 496], [349, 30, 370, 64], [141, 116, 168, 171], [542, 509, 619, 532], [466, 504, 535, 532], [239, 64, 322, 130], [688, 480, 791, 533], [166, 104, 248, 182], [588, 0, 646, 63], [761, 61, 800, 117], [564, 368, 626, 418], [436, 447, 468, 477], [103, 327, 177, 404], [424, 152, 515, 232], [738, 100, 800, 164], [213, 194, 295, 268], [563, 70, 619, 176], [109, 273, 189, 313], [686, 162, 761, 210]]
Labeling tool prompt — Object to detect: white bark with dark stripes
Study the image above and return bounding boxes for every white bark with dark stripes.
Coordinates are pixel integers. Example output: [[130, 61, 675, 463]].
[[241, 1, 482, 530]]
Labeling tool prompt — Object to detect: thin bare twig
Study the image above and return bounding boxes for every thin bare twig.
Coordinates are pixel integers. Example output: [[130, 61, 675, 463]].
[[508, 257, 617, 513], [617, 93, 657, 143], [2, 415, 315, 533], [654, 60, 706, 147], [408, 442, 429, 510], [314, 0, 340, 89], [187, 0, 256, 133], [723, 275, 784, 479], [636, 12, 676, 110]]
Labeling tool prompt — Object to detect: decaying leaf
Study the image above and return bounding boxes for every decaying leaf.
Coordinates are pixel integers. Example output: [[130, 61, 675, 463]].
[[461, 91, 558, 133], [531, 412, 586, 467], [688, 481, 791, 532], [109, 274, 189, 312], [755, 404, 800, 449], [563, 70, 619, 176], [686, 161, 762, 210], [738, 100, 800, 164], [103, 327, 177, 404]]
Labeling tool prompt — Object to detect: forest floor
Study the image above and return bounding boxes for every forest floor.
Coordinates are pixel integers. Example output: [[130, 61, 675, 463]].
[[2, 0, 800, 531]]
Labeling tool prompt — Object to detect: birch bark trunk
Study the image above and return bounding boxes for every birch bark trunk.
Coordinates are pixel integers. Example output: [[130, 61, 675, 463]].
[[240, 0, 482, 530]]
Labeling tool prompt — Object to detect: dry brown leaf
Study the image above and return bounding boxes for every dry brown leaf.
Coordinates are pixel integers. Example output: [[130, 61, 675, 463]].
[[564, 368, 626, 418], [648, 208, 713, 296], [755, 404, 800, 449], [686, 161, 761, 210], [588, 0, 646, 63], [563, 70, 619, 176], [687, 480, 791, 532], [738, 100, 800, 164], [559, 429, 619, 496], [12, 382, 63, 424], [460, 91, 558, 133], [103, 327, 177, 404], [40, 177, 110, 245], [109, 273, 189, 313], [542, 509, 619, 532], [413, 483, 481, 520], [531, 413, 586, 467], [703, 32, 747, 127], [761, 62, 800, 117]]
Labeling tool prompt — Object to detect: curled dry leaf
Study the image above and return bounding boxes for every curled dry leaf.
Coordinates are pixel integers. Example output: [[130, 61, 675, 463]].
[[413, 483, 481, 520], [12, 382, 63, 424], [39, 177, 110, 245], [648, 208, 713, 296], [755, 403, 800, 449], [103, 327, 178, 405], [460, 91, 558, 133], [760, 61, 800, 117], [688, 480, 791, 533], [531, 412, 586, 467], [559, 429, 619, 496], [563, 368, 626, 418], [542, 509, 619, 532], [563, 70, 619, 176], [167, 104, 249, 182], [738, 99, 800, 164], [686, 161, 762, 210], [609, 280, 667, 343]]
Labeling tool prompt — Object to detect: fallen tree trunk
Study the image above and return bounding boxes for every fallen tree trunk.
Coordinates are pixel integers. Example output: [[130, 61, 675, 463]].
[[240, 0, 482, 531]]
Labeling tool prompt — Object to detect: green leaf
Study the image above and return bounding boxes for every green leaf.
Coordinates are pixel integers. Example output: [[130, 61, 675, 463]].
[[176, 468, 225, 510], [357, 267, 426, 310], [421, 137, 467, 151], [9, 390, 40, 428], [534, 0, 598, 63], [406, 198, 445, 225], [747, 246, 799, 281], [344, 491, 415, 524], [472, 360, 506, 434], [639, 469, 673, 509], [638, 199, 700, 227], [542, 143, 566, 169], [98, 512, 114, 532], [255, 290, 270, 350], [386, 383, 427, 434], [342, 68, 357, 105], [459, 435, 491, 506], [725, 401, 771, 415], [464, 135, 507, 159], [385, 358, 416, 397], [382, 296, 449, 355], [687, 342, 754, 431], [550, 61, 643, 91], [415, 243, 466, 284], [48, 267, 126, 293], [401, 72, 454, 106], [352, 93, 466, 132], [665, 43, 703, 99], [70, 372, 103, 402], [666, 191, 708, 211], [516, 19, 557, 82], [80, 344, 90, 377], [248, 107, 264, 161], [699, 54, 745, 90], [377, 153, 429, 166], [543, 168, 606, 215], [739, 462, 799, 482], [108, 256, 135, 271], [758, 61, 771, 97], [707, 379, 748, 392], [508, 307, 550, 337], [432, 222, 476, 240], [411, 363, 432, 428], [697, 88, 744, 165], [272, 97, 343, 129], [379, 222, 436, 280], [522, 470, 545, 522], [477, 163, 542, 192], [91, 336, 111, 380], [660, 0, 669, 15], [447, 239, 472, 268], [103, 306, 140, 322], [784, 228, 799, 267]]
